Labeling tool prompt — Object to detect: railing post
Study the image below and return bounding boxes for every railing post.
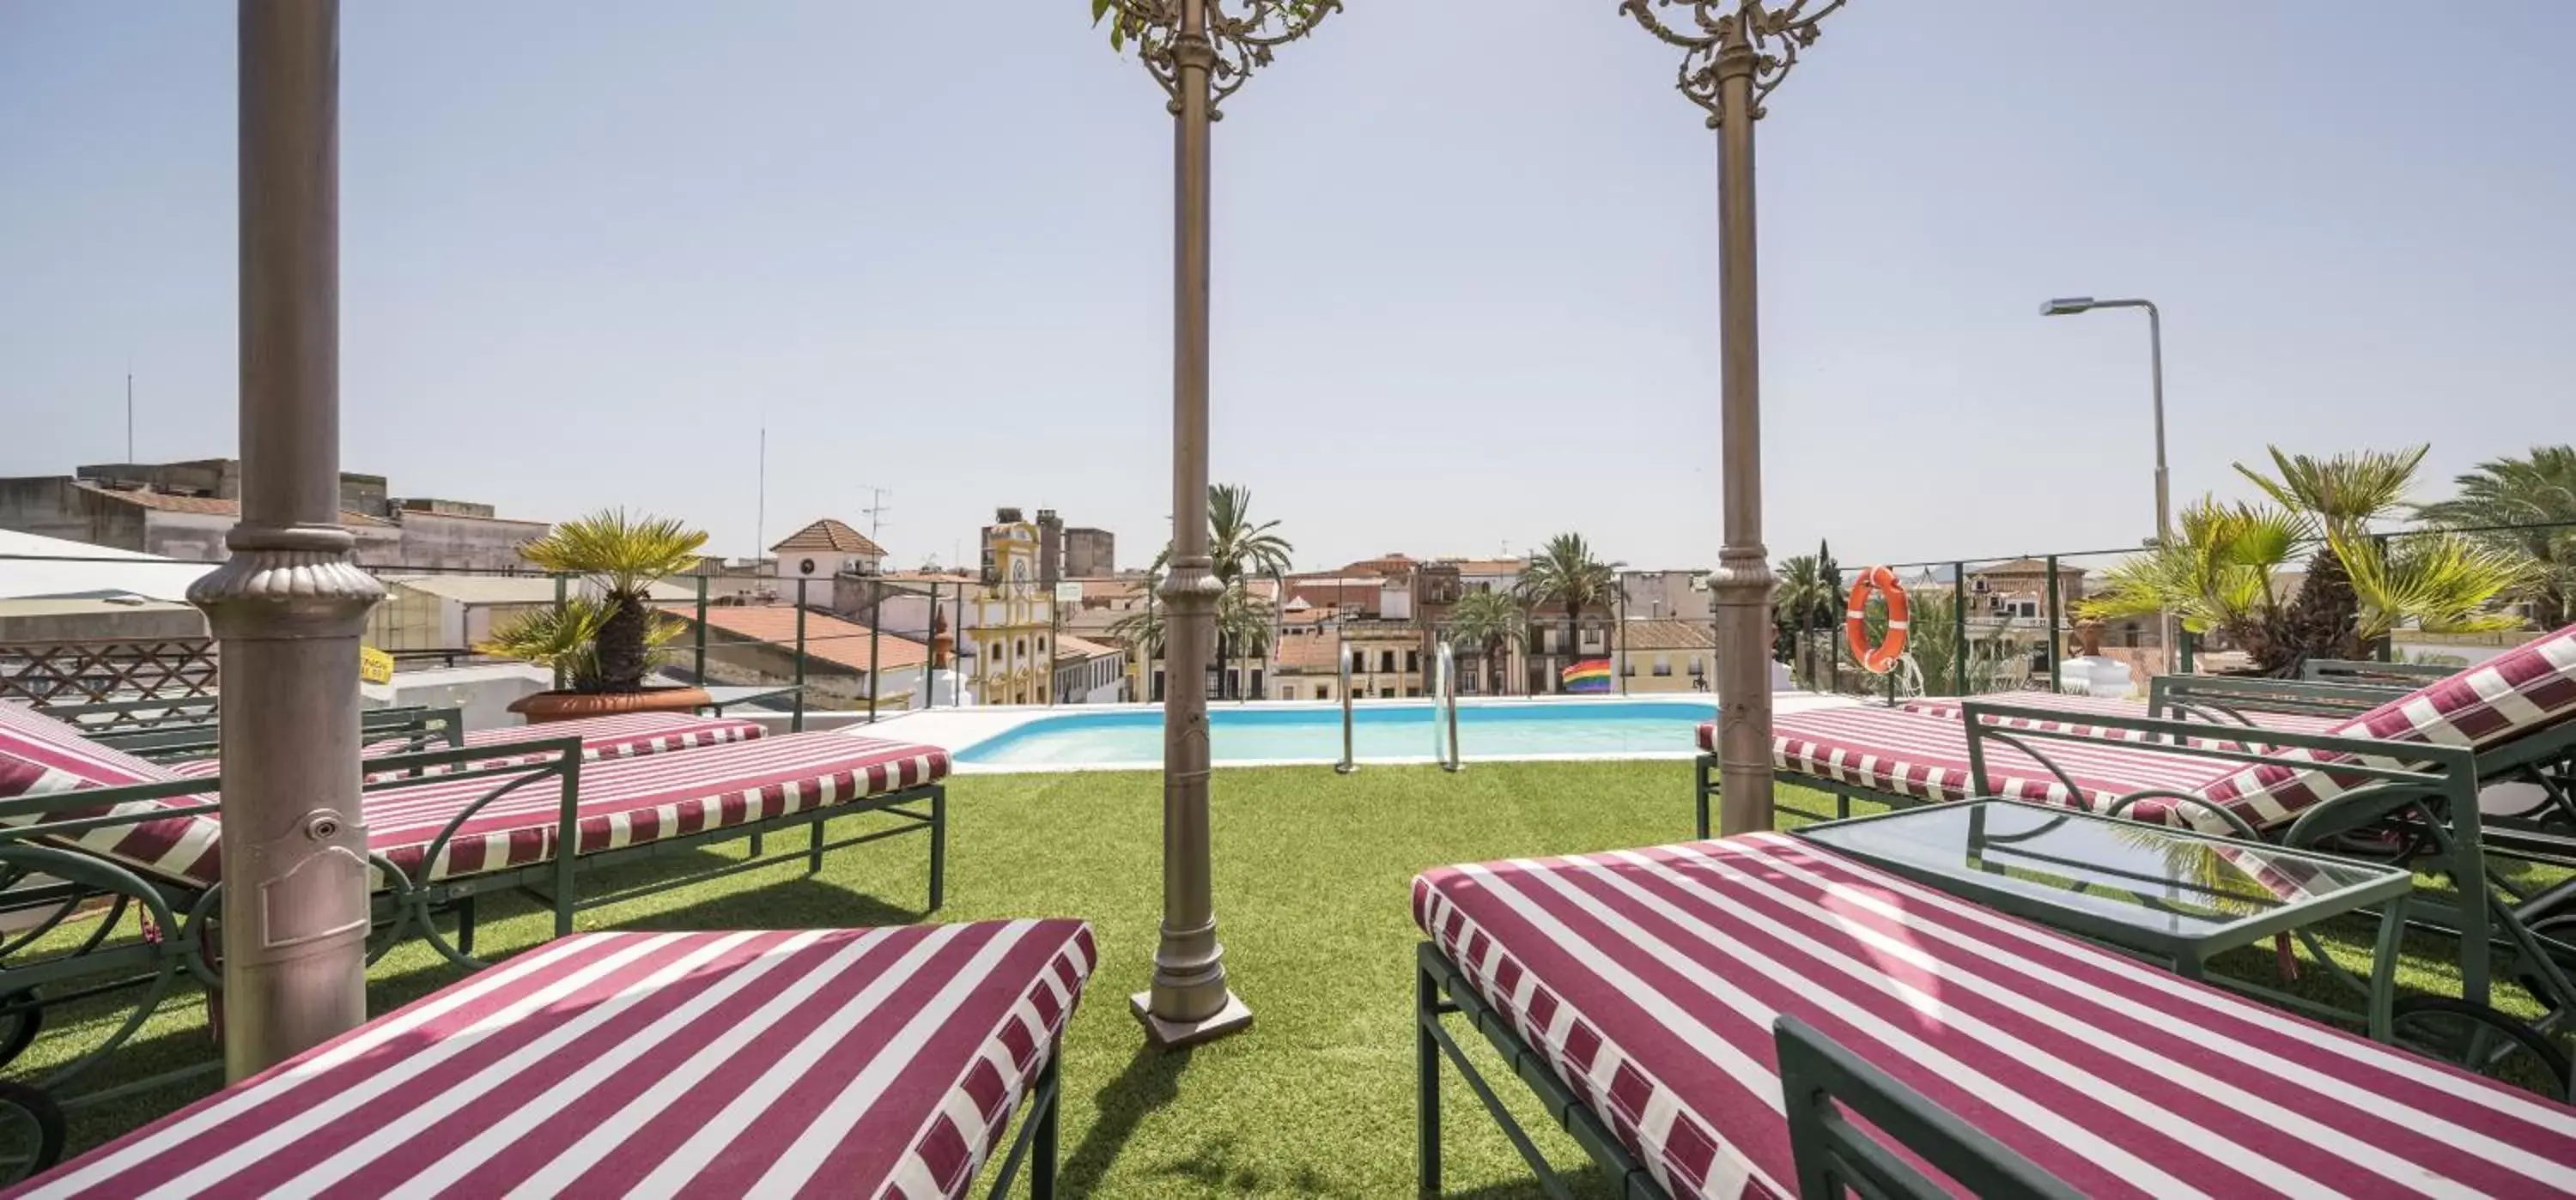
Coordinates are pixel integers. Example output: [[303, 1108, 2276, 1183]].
[[2044, 555, 2063, 694], [793, 578, 807, 733], [2178, 627, 2196, 674], [550, 573, 568, 692], [692, 573, 708, 685], [2372, 533, 2396, 662], [1950, 560, 1967, 697]]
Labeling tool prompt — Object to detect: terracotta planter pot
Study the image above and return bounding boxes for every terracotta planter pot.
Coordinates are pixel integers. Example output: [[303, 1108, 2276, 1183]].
[[507, 686, 711, 724]]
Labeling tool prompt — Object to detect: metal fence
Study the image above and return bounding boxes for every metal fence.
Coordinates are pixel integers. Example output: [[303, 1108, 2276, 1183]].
[[1789, 517, 2575, 702], [0, 553, 1112, 728]]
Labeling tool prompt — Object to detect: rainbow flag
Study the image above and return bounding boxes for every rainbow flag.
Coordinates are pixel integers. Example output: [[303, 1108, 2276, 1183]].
[[1561, 658, 1613, 694]]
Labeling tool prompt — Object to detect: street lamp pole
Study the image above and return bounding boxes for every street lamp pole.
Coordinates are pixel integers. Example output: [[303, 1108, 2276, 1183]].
[[189, 0, 386, 1078], [1100, 0, 1337, 1050], [1621, 0, 1851, 836], [2042, 295, 2172, 667]]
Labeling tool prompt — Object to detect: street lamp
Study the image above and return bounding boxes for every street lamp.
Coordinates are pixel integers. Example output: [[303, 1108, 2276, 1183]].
[[1619, 0, 1854, 836], [2040, 294, 2172, 668], [1097, 0, 1337, 1050]]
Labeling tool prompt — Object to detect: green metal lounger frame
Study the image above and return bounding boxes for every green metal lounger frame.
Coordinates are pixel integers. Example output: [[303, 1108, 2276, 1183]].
[[1414, 943, 2074, 1200], [0, 735, 945, 1173]]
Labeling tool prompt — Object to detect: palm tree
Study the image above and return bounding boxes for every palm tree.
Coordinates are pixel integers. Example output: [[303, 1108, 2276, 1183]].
[[1447, 588, 1528, 696], [486, 510, 708, 692], [1145, 485, 1296, 700], [1517, 533, 1620, 694], [2416, 445, 2576, 629], [1773, 552, 1836, 680], [2236, 445, 2427, 662], [1106, 581, 1169, 700], [2083, 484, 2528, 676]]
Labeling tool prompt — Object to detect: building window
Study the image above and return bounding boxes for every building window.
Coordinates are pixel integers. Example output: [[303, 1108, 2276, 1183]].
[[1283, 684, 1297, 700], [1038, 636, 1048, 652], [1406, 650, 1420, 673], [1017, 638, 1028, 658], [1688, 656, 1705, 676], [1405, 687, 1421, 698], [1582, 627, 1603, 649], [1380, 651, 1396, 673], [1350, 651, 1365, 675], [1316, 684, 1330, 700], [1380, 688, 1395, 699], [1621, 658, 1636, 676], [1653, 654, 1672, 677]]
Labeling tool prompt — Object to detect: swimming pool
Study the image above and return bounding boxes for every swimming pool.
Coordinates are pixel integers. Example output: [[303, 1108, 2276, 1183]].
[[952, 699, 1720, 768]]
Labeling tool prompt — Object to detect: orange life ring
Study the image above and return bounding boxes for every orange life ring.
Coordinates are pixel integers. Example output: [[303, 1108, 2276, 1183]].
[[1844, 565, 1910, 675]]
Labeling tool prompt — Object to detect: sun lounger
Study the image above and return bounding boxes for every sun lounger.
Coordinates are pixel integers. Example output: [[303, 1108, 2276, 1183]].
[[1414, 833, 2576, 1199], [0, 700, 949, 1134], [7, 920, 1094, 1197], [150, 710, 768, 779]]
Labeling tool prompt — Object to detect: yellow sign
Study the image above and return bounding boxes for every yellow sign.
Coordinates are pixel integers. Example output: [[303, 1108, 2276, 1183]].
[[359, 646, 395, 685]]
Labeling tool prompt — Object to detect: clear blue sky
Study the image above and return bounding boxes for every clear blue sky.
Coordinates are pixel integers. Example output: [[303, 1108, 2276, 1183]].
[[4, 2, 2570, 573]]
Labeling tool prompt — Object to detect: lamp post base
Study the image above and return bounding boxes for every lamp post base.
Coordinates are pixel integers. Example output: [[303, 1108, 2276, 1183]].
[[1130, 990, 1254, 1050]]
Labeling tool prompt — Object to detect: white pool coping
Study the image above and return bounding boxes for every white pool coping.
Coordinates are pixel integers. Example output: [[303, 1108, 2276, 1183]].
[[775, 691, 1862, 774]]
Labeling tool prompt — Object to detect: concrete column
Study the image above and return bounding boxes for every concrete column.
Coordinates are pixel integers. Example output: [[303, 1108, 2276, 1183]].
[[188, 0, 385, 1080]]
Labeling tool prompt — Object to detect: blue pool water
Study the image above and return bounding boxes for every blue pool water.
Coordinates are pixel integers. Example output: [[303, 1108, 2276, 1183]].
[[955, 700, 1719, 767]]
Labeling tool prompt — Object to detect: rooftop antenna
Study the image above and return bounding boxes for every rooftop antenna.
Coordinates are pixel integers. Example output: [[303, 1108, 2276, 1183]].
[[755, 426, 767, 560], [858, 484, 893, 542], [125, 362, 135, 462]]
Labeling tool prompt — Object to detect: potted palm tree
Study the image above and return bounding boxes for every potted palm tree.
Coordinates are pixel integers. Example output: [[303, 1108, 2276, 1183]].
[[480, 510, 714, 722], [2082, 446, 2530, 676]]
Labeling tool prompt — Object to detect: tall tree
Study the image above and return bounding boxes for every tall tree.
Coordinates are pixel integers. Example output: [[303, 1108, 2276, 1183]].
[[1447, 588, 1528, 696], [1517, 533, 1621, 693], [1772, 555, 1834, 668], [1148, 484, 1294, 700], [2416, 445, 2576, 629]]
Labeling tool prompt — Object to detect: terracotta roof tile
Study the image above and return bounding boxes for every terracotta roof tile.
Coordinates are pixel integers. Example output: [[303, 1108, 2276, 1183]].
[[1619, 618, 1717, 652], [674, 604, 927, 672], [769, 518, 887, 557]]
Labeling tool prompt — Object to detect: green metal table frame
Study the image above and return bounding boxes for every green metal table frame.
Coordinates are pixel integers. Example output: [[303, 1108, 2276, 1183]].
[[1794, 799, 2414, 1040]]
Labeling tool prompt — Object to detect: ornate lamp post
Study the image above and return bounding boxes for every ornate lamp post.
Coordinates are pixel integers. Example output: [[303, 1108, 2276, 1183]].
[[189, 0, 385, 1077], [1619, 0, 1850, 836], [1097, 0, 1337, 1048]]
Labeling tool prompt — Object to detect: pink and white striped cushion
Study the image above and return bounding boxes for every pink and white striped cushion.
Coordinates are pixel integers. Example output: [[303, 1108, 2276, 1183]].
[[1900, 690, 2348, 744], [355, 732, 947, 886], [1414, 834, 2576, 1200], [163, 711, 766, 779], [1764, 706, 2233, 822], [13, 920, 1095, 1199], [0, 702, 222, 883], [2, 701, 945, 889], [2192, 625, 2576, 828]]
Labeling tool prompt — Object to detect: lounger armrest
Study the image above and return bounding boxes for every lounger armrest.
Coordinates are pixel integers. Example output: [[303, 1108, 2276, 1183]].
[[0, 775, 223, 845], [2300, 657, 2457, 683], [2150, 674, 2400, 722], [1777, 1015, 2080, 1200], [1960, 700, 2483, 814], [106, 705, 459, 762]]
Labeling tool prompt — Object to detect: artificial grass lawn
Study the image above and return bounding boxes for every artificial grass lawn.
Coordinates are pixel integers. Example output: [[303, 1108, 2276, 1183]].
[[9, 761, 2543, 1197]]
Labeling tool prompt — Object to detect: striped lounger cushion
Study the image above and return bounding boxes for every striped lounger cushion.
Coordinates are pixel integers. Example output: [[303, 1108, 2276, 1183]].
[[1900, 689, 2348, 743], [1707, 622, 2576, 833], [11, 920, 1095, 1199], [1415, 833, 2576, 1199], [163, 711, 767, 779], [0, 701, 945, 888]]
